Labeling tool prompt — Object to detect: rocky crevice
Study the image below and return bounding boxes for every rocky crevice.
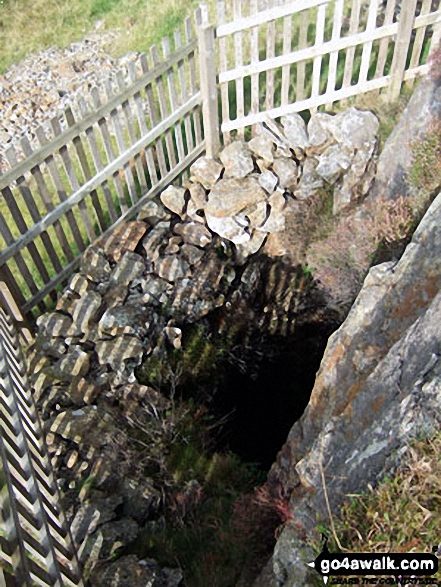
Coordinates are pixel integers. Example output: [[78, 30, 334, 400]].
[[28, 107, 383, 584]]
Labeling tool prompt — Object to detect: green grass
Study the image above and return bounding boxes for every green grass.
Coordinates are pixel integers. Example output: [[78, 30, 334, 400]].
[[0, 0, 203, 73], [322, 432, 441, 566]]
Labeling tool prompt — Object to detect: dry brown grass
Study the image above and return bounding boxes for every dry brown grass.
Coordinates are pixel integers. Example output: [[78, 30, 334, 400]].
[[334, 432, 441, 556]]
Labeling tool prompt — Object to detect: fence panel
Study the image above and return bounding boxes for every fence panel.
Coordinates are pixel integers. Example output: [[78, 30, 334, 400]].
[[0, 15, 204, 320], [217, 0, 441, 136], [0, 301, 83, 586]]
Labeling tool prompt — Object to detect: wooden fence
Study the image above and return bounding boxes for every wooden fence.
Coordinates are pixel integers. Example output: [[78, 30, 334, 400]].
[[0, 299, 84, 586], [1, 1, 441, 320], [0, 10, 206, 321], [216, 0, 441, 141]]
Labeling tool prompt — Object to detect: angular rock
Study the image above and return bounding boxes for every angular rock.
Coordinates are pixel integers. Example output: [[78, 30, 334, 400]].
[[190, 155, 223, 189], [187, 181, 207, 211], [98, 305, 149, 336], [109, 252, 145, 286], [281, 113, 308, 153], [272, 158, 299, 191], [142, 221, 171, 262], [259, 169, 278, 194], [100, 221, 147, 262], [180, 243, 205, 266], [137, 200, 170, 224], [164, 236, 182, 255], [68, 378, 102, 405], [68, 274, 91, 296], [370, 74, 441, 201], [248, 135, 275, 164], [333, 146, 376, 214], [80, 247, 111, 282], [242, 200, 268, 229], [315, 143, 354, 184], [294, 156, 324, 200], [95, 336, 143, 371], [174, 221, 212, 247], [154, 255, 190, 282], [205, 214, 251, 245], [327, 107, 379, 151], [306, 112, 334, 155], [70, 291, 102, 334], [219, 140, 254, 179], [36, 312, 73, 338], [160, 185, 187, 217], [47, 346, 90, 378], [206, 177, 266, 218], [235, 230, 268, 263]]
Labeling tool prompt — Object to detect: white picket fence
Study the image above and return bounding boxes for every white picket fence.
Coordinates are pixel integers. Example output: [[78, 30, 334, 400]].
[[213, 0, 441, 142]]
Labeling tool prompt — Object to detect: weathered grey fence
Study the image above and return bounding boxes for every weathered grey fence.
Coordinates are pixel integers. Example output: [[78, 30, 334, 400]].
[[216, 0, 441, 141], [0, 293, 83, 586]]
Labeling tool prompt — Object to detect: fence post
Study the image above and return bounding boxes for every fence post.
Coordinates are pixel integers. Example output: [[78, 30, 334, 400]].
[[387, 0, 418, 101], [198, 22, 221, 158]]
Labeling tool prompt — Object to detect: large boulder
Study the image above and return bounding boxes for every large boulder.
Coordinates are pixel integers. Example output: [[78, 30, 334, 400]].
[[259, 192, 441, 586], [369, 74, 441, 201]]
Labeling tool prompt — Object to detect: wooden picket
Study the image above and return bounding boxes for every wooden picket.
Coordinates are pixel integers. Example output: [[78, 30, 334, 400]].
[[0, 12, 205, 320], [217, 0, 441, 138], [0, 300, 83, 586]]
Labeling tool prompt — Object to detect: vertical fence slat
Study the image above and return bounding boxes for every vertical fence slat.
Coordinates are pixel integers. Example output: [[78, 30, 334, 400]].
[[186, 15, 203, 146], [64, 108, 108, 233], [265, 18, 276, 112], [217, 0, 231, 144], [342, 0, 363, 89], [127, 62, 159, 188], [358, 0, 380, 86], [50, 117, 98, 243], [5, 147, 61, 287], [162, 37, 186, 162], [388, 0, 418, 100], [76, 99, 119, 225], [20, 138, 74, 265], [281, 13, 292, 107], [116, 72, 148, 194], [296, 9, 309, 101], [175, 28, 195, 154], [249, 0, 260, 127], [139, 53, 168, 179], [34, 127, 87, 253], [407, 0, 433, 87], [0, 207, 41, 306], [105, 80, 139, 205], [375, 0, 398, 80], [198, 22, 220, 156], [151, 45, 177, 170], [90, 87, 129, 215], [233, 0, 245, 138], [310, 3, 327, 111], [325, 0, 344, 107]]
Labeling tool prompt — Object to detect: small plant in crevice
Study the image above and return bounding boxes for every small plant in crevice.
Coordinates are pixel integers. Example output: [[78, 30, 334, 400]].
[[409, 117, 441, 196]]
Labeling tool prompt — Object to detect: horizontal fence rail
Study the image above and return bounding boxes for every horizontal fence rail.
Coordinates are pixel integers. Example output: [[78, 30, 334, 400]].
[[0, 10, 205, 320], [216, 0, 441, 140], [0, 303, 83, 586]]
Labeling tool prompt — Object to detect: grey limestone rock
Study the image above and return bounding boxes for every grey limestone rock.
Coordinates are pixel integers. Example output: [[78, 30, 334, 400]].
[[160, 185, 187, 217], [173, 221, 212, 248], [219, 140, 255, 179], [190, 155, 223, 189]]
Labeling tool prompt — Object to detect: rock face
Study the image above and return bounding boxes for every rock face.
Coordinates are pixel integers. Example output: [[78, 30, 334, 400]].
[[257, 192, 441, 586], [369, 73, 441, 201]]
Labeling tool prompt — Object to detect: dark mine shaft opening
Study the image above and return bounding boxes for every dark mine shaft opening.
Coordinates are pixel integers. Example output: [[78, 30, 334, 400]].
[[182, 322, 335, 471]]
